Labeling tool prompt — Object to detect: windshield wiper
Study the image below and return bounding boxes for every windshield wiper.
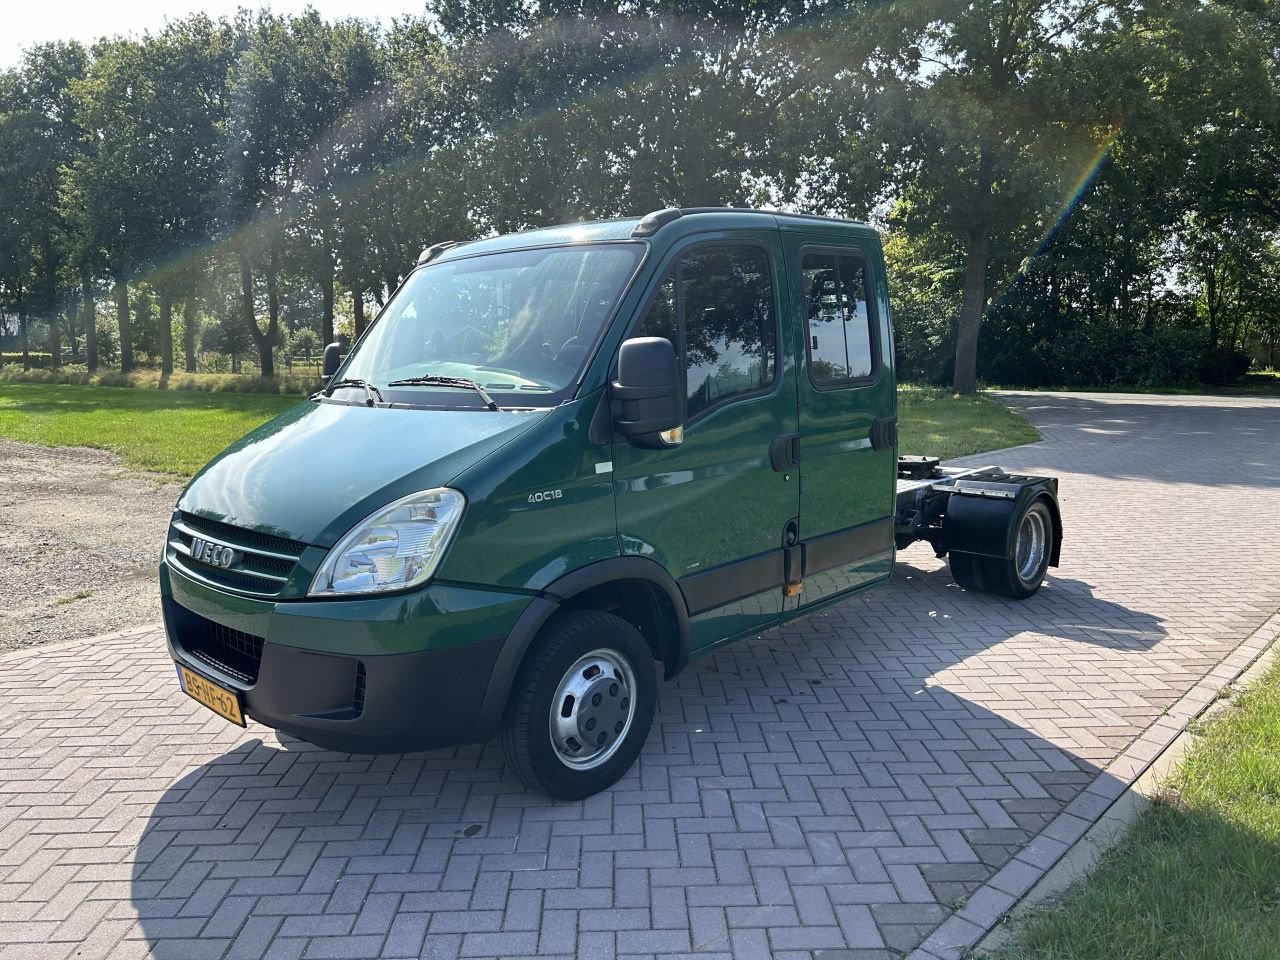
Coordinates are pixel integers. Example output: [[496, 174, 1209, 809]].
[[322, 378, 384, 407], [385, 375, 502, 411]]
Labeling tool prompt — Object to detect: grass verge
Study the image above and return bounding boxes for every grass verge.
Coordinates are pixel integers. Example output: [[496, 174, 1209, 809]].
[[898, 385, 1040, 461], [0, 382, 1040, 478], [0, 383, 298, 475], [986, 657, 1280, 960]]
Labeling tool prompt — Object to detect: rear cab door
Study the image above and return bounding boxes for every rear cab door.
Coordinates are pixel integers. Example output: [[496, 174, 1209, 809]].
[[780, 224, 898, 609]]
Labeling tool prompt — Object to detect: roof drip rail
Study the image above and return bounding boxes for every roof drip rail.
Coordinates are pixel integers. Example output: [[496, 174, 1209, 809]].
[[631, 208, 684, 237], [417, 241, 460, 265]]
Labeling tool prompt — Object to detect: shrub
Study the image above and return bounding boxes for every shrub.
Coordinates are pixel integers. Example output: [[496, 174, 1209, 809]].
[[0, 366, 320, 395], [0, 352, 54, 369], [978, 318, 1216, 389]]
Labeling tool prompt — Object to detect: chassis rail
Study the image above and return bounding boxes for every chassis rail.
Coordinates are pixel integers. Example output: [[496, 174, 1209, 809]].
[[894, 455, 1063, 567]]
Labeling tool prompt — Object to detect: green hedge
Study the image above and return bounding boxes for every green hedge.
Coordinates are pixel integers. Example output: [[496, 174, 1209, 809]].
[[0, 352, 54, 369]]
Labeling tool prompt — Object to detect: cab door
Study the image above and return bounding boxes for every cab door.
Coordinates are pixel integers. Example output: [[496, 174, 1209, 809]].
[[783, 235, 897, 609], [611, 232, 800, 649]]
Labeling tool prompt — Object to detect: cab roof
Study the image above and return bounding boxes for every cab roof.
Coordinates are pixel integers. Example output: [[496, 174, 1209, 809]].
[[424, 208, 879, 265]]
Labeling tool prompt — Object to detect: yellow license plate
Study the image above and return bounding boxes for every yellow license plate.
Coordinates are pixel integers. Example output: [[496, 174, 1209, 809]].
[[177, 664, 245, 727]]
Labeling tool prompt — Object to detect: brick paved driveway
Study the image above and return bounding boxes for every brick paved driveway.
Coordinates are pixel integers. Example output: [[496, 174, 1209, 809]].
[[3, 392, 1279, 960]]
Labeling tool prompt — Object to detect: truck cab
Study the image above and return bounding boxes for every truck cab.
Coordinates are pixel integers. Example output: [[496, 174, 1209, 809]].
[[161, 208, 1060, 799]]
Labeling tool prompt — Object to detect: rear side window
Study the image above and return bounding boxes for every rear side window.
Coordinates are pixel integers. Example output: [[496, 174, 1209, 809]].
[[636, 244, 778, 419], [801, 252, 875, 386]]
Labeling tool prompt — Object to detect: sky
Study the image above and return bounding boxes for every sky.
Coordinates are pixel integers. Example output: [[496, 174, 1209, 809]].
[[2, 1, 425, 69]]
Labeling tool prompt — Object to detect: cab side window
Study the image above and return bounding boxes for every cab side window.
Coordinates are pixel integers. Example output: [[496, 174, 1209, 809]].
[[637, 271, 676, 344], [801, 252, 874, 385], [635, 245, 778, 420]]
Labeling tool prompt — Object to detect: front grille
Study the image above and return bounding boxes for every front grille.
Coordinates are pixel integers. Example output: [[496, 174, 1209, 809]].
[[182, 616, 266, 684], [179, 512, 308, 556], [168, 513, 309, 597]]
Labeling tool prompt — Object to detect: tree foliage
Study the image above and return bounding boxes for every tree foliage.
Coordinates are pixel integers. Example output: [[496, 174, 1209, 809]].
[[0, 0, 1276, 387]]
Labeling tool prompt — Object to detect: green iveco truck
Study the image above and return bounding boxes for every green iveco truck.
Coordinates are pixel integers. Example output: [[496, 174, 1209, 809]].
[[161, 208, 1062, 799]]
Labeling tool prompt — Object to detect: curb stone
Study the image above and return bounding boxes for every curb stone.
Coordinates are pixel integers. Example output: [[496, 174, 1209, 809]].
[[908, 607, 1280, 960]]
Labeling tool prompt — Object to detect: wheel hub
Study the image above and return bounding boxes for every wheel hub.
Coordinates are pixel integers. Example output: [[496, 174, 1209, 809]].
[[575, 675, 630, 749], [548, 649, 637, 771], [1015, 508, 1047, 582]]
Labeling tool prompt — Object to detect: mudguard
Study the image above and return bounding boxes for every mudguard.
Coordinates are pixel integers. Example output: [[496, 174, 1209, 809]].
[[941, 476, 1062, 565], [472, 556, 692, 741]]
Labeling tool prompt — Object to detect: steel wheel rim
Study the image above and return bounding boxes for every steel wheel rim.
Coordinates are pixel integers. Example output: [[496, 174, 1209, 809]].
[[1015, 508, 1047, 583], [548, 648, 637, 771]]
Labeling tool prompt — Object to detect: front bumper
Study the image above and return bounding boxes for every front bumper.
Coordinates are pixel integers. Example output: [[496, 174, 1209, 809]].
[[161, 561, 530, 753]]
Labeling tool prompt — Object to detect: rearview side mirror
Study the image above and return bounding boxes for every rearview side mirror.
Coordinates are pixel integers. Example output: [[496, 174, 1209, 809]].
[[612, 337, 683, 449], [322, 342, 342, 380]]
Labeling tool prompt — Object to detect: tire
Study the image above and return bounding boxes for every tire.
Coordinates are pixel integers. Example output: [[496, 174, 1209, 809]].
[[501, 610, 656, 800], [949, 552, 989, 593], [981, 499, 1054, 599]]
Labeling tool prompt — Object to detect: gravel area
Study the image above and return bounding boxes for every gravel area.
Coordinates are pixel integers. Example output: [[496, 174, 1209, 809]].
[[0, 439, 180, 654]]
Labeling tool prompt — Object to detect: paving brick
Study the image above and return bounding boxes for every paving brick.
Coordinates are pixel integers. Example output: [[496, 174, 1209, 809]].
[[2, 393, 1279, 959]]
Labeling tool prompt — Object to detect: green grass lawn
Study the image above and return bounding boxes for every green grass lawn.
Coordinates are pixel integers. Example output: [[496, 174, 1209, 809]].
[[987, 660, 1280, 960], [0, 381, 1039, 477], [898, 385, 1040, 461], [0, 384, 298, 475]]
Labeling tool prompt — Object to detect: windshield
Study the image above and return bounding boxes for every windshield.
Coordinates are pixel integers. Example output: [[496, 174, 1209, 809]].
[[340, 243, 644, 404]]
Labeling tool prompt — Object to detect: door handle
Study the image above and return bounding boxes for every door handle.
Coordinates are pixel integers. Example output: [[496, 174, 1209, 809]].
[[770, 433, 800, 472], [870, 417, 897, 451]]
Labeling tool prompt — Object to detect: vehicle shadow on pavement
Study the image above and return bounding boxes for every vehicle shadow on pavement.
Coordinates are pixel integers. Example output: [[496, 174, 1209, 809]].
[[894, 561, 1167, 651], [124, 577, 1169, 959]]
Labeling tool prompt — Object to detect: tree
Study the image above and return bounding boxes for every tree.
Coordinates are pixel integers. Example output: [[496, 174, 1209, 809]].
[[144, 17, 240, 377], [65, 37, 156, 372], [284, 17, 384, 349], [813, 1, 1115, 393], [225, 11, 388, 376], [0, 67, 37, 368], [0, 45, 88, 371]]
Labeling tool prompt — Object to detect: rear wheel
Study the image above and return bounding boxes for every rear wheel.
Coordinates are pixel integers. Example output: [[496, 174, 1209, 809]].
[[501, 611, 656, 800], [982, 499, 1053, 599], [949, 552, 989, 593]]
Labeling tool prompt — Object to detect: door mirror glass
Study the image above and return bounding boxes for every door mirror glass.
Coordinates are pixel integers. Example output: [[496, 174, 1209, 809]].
[[611, 337, 683, 448]]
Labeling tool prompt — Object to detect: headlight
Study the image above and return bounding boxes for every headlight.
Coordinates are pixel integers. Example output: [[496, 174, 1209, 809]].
[[308, 488, 465, 597]]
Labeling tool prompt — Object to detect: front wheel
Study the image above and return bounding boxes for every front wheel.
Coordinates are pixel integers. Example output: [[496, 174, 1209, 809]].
[[501, 611, 656, 800]]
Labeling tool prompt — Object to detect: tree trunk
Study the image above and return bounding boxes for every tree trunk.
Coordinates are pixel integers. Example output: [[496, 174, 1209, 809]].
[[63, 293, 78, 361], [353, 287, 366, 338], [82, 270, 98, 372], [159, 288, 174, 378], [239, 254, 275, 378], [41, 239, 60, 369], [321, 271, 335, 347], [264, 262, 280, 379], [18, 295, 29, 371], [183, 298, 198, 372], [1204, 260, 1221, 350], [48, 309, 60, 370], [952, 228, 990, 395], [114, 279, 133, 372]]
